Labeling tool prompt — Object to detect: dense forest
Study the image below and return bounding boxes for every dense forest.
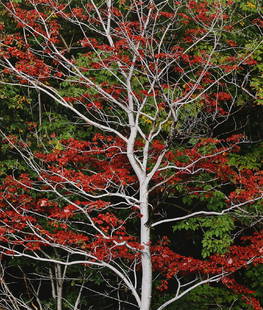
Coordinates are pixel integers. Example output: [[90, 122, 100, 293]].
[[0, 1, 262, 309]]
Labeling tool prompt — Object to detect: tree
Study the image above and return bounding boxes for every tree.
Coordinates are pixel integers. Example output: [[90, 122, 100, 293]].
[[0, 0, 262, 309]]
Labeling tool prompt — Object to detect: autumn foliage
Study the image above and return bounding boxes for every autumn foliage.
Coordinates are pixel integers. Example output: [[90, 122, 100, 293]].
[[0, 0, 262, 309]]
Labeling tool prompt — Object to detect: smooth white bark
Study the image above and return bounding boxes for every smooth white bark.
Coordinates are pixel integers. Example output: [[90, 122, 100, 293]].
[[139, 182, 152, 310], [0, 1, 261, 309]]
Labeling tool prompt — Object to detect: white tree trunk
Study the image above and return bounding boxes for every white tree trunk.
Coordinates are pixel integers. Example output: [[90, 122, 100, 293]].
[[140, 182, 152, 310], [55, 264, 63, 310]]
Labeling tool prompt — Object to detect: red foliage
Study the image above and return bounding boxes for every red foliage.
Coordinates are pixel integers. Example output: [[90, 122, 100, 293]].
[[0, 0, 262, 308]]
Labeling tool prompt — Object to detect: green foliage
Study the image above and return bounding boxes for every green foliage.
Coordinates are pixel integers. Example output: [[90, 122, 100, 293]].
[[0, 0, 262, 309], [38, 113, 79, 141], [245, 265, 263, 303], [242, 42, 263, 105], [206, 191, 226, 211], [180, 186, 226, 212], [238, 0, 259, 12], [173, 215, 234, 257], [228, 143, 263, 170], [164, 284, 252, 310], [0, 159, 27, 176]]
